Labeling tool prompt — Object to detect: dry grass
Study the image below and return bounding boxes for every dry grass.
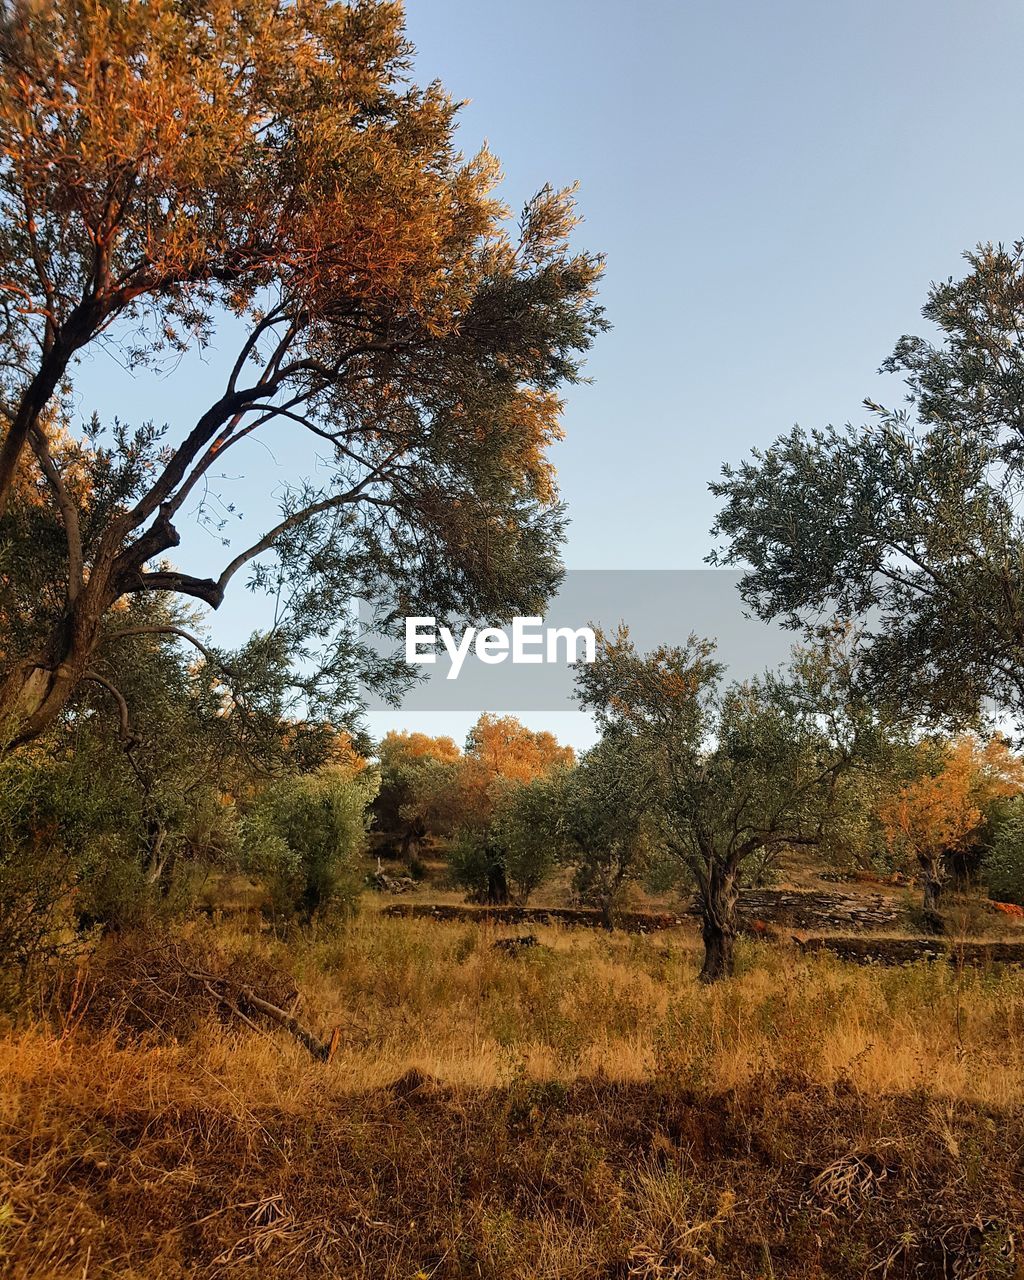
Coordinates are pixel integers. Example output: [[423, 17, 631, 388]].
[[3, 913, 1024, 1277], [185, 910, 1024, 1101]]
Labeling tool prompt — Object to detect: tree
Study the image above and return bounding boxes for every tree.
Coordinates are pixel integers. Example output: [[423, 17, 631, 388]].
[[446, 825, 512, 906], [710, 242, 1024, 728], [489, 771, 565, 903], [371, 731, 462, 860], [0, 0, 605, 750], [444, 714, 574, 903], [558, 735, 659, 927], [575, 628, 880, 980], [464, 713, 575, 784], [878, 735, 1024, 909], [982, 797, 1024, 904], [243, 761, 377, 929]]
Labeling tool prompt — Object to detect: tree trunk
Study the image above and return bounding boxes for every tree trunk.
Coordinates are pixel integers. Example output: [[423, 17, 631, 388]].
[[485, 861, 509, 905], [0, 656, 87, 752], [920, 855, 945, 910], [400, 817, 426, 864], [699, 862, 738, 982], [144, 825, 169, 886], [0, 308, 98, 519], [0, 582, 114, 752], [0, 492, 184, 754]]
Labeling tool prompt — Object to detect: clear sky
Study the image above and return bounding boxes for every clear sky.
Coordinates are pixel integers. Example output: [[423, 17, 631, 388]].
[[76, 0, 1024, 751]]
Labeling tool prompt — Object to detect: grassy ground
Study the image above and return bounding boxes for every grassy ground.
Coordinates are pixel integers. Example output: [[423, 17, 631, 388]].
[[3, 911, 1024, 1277]]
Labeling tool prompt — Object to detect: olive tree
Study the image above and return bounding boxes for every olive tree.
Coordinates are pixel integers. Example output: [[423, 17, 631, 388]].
[[0, 0, 605, 750], [243, 765, 377, 929], [710, 242, 1024, 729], [575, 628, 881, 980], [558, 735, 660, 927]]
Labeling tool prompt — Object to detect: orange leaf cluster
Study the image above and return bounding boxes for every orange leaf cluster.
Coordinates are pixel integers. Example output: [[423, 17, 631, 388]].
[[879, 736, 1024, 864]]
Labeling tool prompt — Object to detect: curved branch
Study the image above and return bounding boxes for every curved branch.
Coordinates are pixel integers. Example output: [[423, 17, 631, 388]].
[[212, 463, 400, 596], [131, 571, 225, 607], [82, 670, 137, 744], [28, 424, 84, 604], [103, 624, 236, 676]]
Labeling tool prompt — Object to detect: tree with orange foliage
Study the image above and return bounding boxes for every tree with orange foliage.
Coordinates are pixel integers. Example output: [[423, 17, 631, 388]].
[[0, 0, 605, 751], [456, 713, 574, 830], [444, 715, 574, 904], [371, 731, 463, 861], [464, 714, 575, 783], [878, 736, 1024, 910]]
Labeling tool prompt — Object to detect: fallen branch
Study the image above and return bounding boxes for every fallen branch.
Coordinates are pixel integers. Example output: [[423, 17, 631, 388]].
[[190, 970, 339, 1062]]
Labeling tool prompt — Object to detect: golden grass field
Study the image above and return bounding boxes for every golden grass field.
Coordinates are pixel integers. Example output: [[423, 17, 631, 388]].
[[3, 910, 1024, 1278]]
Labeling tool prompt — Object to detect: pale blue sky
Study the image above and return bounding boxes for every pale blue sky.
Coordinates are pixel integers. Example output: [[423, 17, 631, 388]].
[[75, 0, 1024, 750], [402, 0, 1024, 574]]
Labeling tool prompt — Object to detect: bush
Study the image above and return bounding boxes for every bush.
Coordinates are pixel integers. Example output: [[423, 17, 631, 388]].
[[446, 826, 510, 904], [982, 797, 1024, 904], [491, 775, 563, 903], [446, 775, 563, 906], [558, 737, 658, 927], [243, 768, 376, 928], [0, 746, 126, 1002], [76, 855, 207, 934]]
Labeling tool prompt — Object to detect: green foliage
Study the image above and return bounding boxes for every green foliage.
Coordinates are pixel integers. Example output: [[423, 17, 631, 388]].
[[575, 627, 885, 977], [244, 768, 377, 928], [372, 734, 464, 858], [77, 856, 207, 936], [710, 241, 1024, 729], [1, 599, 368, 972], [446, 826, 499, 902], [446, 772, 565, 905], [558, 736, 659, 924], [491, 773, 565, 903], [0, 748, 86, 1002], [982, 797, 1024, 904]]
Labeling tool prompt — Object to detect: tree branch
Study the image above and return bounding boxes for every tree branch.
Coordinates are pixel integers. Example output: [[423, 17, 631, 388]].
[[103, 625, 236, 676], [27, 424, 84, 604], [82, 670, 137, 744]]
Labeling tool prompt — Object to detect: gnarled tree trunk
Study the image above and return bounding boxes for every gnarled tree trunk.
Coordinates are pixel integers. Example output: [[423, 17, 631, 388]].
[[485, 860, 510, 906], [0, 583, 114, 752], [699, 861, 739, 982], [0, 506, 189, 753]]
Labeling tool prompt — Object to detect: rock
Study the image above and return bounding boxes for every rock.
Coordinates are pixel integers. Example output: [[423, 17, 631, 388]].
[[492, 935, 541, 954], [796, 936, 1024, 967], [367, 872, 416, 894], [685, 889, 909, 932]]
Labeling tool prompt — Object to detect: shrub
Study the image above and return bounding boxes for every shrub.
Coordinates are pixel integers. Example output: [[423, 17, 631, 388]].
[[982, 797, 1024, 904], [558, 736, 659, 927], [243, 768, 376, 928], [491, 775, 563, 903], [0, 745, 131, 1001], [447, 826, 509, 904]]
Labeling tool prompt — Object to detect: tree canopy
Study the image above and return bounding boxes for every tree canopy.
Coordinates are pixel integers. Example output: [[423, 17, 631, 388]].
[[0, 0, 605, 749], [878, 735, 1024, 908], [710, 242, 1024, 727]]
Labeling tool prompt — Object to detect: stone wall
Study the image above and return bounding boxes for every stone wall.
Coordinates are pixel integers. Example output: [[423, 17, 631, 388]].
[[730, 888, 908, 932], [382, 889, 910, 934]]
